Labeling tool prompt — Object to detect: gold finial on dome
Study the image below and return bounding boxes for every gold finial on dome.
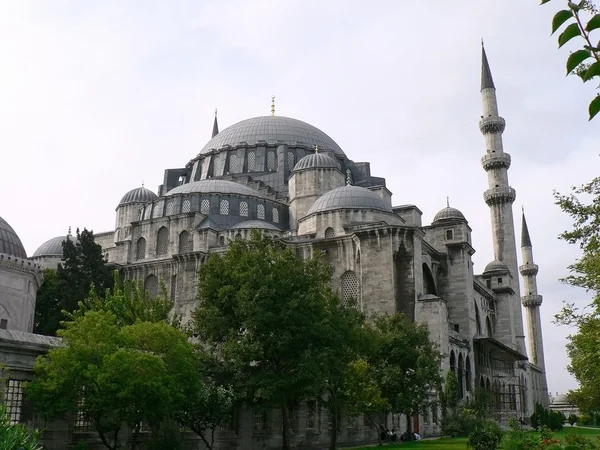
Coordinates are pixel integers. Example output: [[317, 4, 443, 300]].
[[271, 95, 275, 116], [446, 196, 450, 207], [215, 108, 218, 116], [314, 144, 319, 153]]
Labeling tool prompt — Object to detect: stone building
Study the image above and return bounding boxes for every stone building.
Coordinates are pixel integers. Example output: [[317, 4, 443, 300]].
[[27, 47, 549, 448]]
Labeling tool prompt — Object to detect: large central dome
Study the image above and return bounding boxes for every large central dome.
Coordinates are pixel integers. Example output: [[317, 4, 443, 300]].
[[200, 116, 345, 157]]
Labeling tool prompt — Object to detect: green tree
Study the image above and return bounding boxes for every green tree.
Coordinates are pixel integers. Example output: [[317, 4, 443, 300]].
[[34, 228, 114, 336], [193, 231, 348, 450], [370, 313, 443, 441], [540, 0, 600, 120], [568, 413, 579, 426], [440, 370, 462, 417]]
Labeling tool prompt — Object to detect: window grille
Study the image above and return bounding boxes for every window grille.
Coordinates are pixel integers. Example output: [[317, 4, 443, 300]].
[[220, 200, 229, 215], [253, 411, 266, 433], [201, 199, 210, 215], [145, 275, 158, 299], [74, 390, 92, 431], [325, 227, 335, 238], [306, 400, 318, 429], [182, 199, 191, 213], [136, 237, 146, 260], [179, 231, 192, 253], [288, 152, 295, 171], [5, 380, 23, 424], [240, 201, 249, 217], [229, 154, 238, 173], [165, 201, 174, 216], [219, 236, 225, 246], [214, 155, 225, 176], [152, 200, 164, 218], [170, 275, 177, 301], [341, 271, 359, 302], [156, 227, 169, 256], [257, 204, 265, 220], [266, 152, 276, 171], [247, 151, 256, 171], [272, 208, 279, 223]]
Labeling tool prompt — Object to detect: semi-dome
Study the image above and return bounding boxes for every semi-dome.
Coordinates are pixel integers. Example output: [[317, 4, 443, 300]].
[[165, 179, 265, 198], [32, 234, 77, 258], [306, 185, 393, 216], [119, 186, 158, 206], [230, 220, 281, 231], [433, 206, 466, 224], [293, 152, 340, 172], [200, 116, 345, 157], [484, 260, 509, 273], [0, 216, 27, 259]]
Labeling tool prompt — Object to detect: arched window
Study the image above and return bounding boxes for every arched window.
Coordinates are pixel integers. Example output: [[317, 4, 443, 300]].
[[288, 152, 295, 171], [220, 200, 229, 215], [422, 263, 437, 295], [247, 151, 256, 171], [136, 237, 146, 260], [267, 152, 276, 171], [219, 236, 225, 246], [480, 376, 485, 388], [240, 201, 249, 217], [465, 356, 472, 392], [214, 155, 225, 176], [272, 208, 279, 223], [235, 233, 242, 240], [450, 350, 456, 373], [144, 205, 152, 220], [325, 227, 335, 238], [458, 353, 464, 398], [179, 230, 192, 253], [165, 201, 174, 216], [156, 227, 169, 256], [257, 204, 265, 220], [486, 316, 493, 337], [341, 270, 359, 303], [182, 199, 191, 213], [138, 207, 144, 220], [229, 154, 238, 173], [152, 201, 164, 218], [201, 199, 210, 215], [144, 275, 158, 299]]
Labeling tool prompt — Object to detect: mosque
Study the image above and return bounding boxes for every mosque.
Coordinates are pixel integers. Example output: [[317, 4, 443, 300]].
[[0, 47, 549, 448]]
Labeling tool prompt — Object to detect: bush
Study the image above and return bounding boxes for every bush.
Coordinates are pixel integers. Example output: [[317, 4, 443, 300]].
[[467, 420, 503, 450], [568, 414, 579, 426], [0, 405, 41, 450], [530, 403, 566, 431], [501, 418, 540, 450], [563, 432, 600, 449], [442, 409, 481, 437]]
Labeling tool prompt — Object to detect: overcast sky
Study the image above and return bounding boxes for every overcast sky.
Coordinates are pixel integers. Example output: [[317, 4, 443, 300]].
[[0, 1, 596, 394]]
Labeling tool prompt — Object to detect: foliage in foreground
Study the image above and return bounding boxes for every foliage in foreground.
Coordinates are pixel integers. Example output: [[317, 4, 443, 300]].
[[467, 419, 503, 450], [0, 404, 41, 450]]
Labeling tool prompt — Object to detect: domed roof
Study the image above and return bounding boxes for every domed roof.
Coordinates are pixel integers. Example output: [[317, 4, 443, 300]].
[[230, 220, 281, 231], [306, 185, 393, 216], [484, 260, 509, 273], [0, 216, 26, 258], [551, 394, 570, 405], [293, 152, 340, 172], [165, 179, 265, 198], [32, 234, 77, 258], [119, 187, 158, 206], [433, 206, 466, 224], [200, 116, 345, 157]]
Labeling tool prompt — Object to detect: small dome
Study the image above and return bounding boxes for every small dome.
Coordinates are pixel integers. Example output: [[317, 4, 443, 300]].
[[0, 216, 27, 258], [32, 234, 77, 258], [165, 180, 264, 198], [230, 220, 281, 231], [119, 187, 158, 206], [306, 185, 393, 216], [484, 260, 509, 273], [293, 152, 339, 172], [433, 206, 466, 224]]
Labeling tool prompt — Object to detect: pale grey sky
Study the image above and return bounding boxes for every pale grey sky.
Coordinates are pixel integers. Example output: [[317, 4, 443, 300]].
[[0, 1, 596, 394]]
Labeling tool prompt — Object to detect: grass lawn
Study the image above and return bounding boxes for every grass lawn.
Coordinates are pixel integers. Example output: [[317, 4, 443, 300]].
[[350, 426, 600, 450]]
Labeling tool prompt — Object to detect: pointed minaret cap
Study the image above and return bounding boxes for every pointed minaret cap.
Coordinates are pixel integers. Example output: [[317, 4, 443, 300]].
[[212, 109, 219, 138], [521, 208, 532, 247], [481, 42, 496, 91]]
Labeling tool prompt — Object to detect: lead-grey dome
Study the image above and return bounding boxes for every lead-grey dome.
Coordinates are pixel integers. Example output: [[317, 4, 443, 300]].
[[230, 220, 281, 231], [32, 234, 77, 258], [306, 185, 393, 216], [200, 116, 345, 157], [0, 216, 27, 259], [293, 152, 340, 172], [119, 187, 158, 206], [165, 179, 265, 198], [433, 206, 466, 224], [484, 260, 509, 273]]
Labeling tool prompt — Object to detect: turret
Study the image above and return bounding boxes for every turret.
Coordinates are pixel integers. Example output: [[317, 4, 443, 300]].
[[212, 109, 219, 138], [519, 211, 545, 369], [115, 186, 158, 242]]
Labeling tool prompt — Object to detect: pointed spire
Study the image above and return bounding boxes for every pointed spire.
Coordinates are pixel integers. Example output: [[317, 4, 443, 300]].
[[481, 42, 496, 91], [212, 109, 219, 138], [271, 95, 276, 116], [521, 209, 532, 247], [446, 196, 450, 207], [68, 226, 72, 236]]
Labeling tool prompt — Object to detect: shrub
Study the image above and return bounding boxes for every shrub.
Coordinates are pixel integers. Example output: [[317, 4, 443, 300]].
[[568, 414, 579, 426], [467, 420, 503, 450], [563, 432, 600, 450], [501, 418, 540, 450], [442, 409, 481, 437]]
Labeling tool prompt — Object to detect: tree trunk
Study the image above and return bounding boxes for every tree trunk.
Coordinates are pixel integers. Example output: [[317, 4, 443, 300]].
[[329, 405, 338, 450], [405, 410, 413, 441], [282, 404, 290, 450], [366, 415, 382, 446]]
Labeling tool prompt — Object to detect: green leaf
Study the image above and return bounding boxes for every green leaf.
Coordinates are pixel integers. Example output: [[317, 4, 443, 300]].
[[541, 0, 552, 4], [558, 23, 581, 47], [566, 50, 592, 74], [583, 61, 600, 81], [586, 14, 600, 32], [588, 96, 600, 120], [553, 10, 574, 34]]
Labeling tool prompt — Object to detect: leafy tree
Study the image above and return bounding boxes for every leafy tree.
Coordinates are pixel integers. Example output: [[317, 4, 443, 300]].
[[370, 313, 443, 441], [568, 413, 579, 426], [34, 228, 113, 336], [193, 231, 350, 450], [0, 404, 41, 450], [440, 370, 462, 417], [540, 0, 600, 120]]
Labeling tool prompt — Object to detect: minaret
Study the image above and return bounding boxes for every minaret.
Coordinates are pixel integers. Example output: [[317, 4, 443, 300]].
[[212, 109, 219, 138], [479, 44, 526, 354], [519, 211, 546, 369]]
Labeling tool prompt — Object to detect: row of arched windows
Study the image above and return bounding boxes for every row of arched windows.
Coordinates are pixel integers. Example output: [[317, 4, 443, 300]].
[[450, 350, 472, 399], [136, 228, 194, 260]]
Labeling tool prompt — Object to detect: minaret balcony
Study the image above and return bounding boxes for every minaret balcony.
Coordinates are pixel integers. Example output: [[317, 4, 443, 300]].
[[479, 116, 506, 135], [519, 263, 539, 277], [522, 294, 543, 307], [483, 187, 516, 205], [481, 153, 511, 171]]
